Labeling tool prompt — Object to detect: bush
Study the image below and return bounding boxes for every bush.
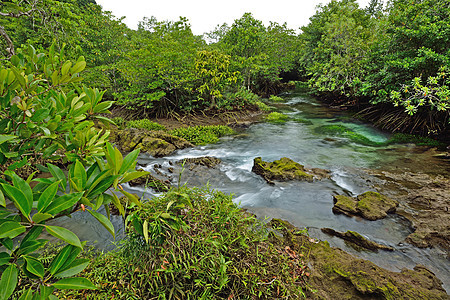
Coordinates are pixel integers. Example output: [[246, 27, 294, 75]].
[[126, 119, 167, 131], [170, 125, 234, 145], [59, 187, 308, 299]]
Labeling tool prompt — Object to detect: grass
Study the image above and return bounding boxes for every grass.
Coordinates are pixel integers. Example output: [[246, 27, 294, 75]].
[[57, 187, 309, 299]]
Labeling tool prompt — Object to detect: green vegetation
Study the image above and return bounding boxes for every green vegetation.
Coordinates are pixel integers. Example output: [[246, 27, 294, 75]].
[[54, 187, 309, 299], [169, 125, 235, 145], [269, 95, 284, 102], [265, 112, 289, 123], [126, 119, 167, 131], [315, 125, 383, 146], [387, 133, 446, 147]]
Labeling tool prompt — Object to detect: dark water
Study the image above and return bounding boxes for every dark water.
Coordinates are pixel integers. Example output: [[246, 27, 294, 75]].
[[55, 91, 450, 291]]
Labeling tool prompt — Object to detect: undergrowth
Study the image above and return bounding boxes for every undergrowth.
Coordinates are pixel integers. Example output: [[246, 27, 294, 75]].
[[59, 187, 310, 299], [169, 125, 235, 145]]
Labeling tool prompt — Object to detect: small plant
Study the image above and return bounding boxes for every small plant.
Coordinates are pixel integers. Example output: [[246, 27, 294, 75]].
[[265, 112, 289, 123], [111, 117, 127, 129], [126, 119, 166, 131], [269, 95, 284, 102], [169, 125, 234, 145], [256, 101, 271, 111]]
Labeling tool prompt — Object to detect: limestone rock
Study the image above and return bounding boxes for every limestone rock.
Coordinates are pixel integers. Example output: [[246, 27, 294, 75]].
[[333, 191, 399, 221], [321, 228, 394, 252]]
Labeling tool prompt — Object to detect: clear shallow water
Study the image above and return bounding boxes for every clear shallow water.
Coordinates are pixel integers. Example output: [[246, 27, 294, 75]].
[[56, 91, 450, 291]]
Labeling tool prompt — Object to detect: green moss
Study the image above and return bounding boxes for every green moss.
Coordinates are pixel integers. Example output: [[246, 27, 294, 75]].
[[255, 101, 271, 111], [293, 118, 313, 125], [253, 157, 314, 182], [387, 133, 445, 147], [315, 125, 383, 146], [126, 119, 167, 131], [333, 195, 358, 213], [269, 95, 284, 102], [265, 112, 289, 123], [169, 125, 234, 145]]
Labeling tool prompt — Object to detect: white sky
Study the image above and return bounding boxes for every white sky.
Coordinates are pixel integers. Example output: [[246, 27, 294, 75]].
[[96, 0, 371, 35]]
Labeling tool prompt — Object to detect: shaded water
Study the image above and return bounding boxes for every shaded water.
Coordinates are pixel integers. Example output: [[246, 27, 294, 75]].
[[56, 91, 450, 291]]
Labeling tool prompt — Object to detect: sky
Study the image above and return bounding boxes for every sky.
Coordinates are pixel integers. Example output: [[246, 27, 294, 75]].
[[95, 0, 372, 35]]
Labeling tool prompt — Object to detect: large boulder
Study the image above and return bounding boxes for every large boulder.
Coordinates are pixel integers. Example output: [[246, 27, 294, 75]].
[[109, 128, 193, 157], [252, 157, 329, 184], [333, 191, 399, 221]]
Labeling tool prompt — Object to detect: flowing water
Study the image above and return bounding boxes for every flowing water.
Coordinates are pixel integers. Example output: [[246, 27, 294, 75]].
[[56, 91, 450, 291]]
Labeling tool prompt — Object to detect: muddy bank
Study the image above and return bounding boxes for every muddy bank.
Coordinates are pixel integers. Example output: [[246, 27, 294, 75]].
[[270, 219, 449, 299]]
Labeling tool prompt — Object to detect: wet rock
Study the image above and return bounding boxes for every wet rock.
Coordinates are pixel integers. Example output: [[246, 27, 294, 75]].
[[367, 170, 450, 252], [177, 156, 222, 169], [252, 157, 329, 184], [321, 228, 394, 252], [333, 191, 399, 221], [269, 219, 448, 299], [109, 128, 193, 157], [128, 172, 170, 192]]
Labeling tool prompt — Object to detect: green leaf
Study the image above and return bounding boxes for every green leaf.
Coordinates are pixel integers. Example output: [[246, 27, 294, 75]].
[[43, 192, 83, 216], [1, 184, 32, 218], [0, 135, 17, 146], [11, 173, 33, 205], [49, 245, 72, 275], [24, 256, 45, 278], [17, 287, 34, 300], [37, 180, 61, 213], [16, 240, 47, 256], [70, 61, 86, 75], [54, 259, 89, 278], [120, 171, 148, 184], [119, 149, 140, 174], [61, 61, 72, 76], [0, 253, 11, 266], [0, 220, 26, 239], [120, 190, 141, 208], [86, 175, 119, 199], [45, 225, 82, 249], [1, 238, 13, 251], [87, 210, 115, 238], [20, 226, 43, 245], [47, 163, 67, 191], [73, 160, 87, 190], [53, 277, 96, 290], [143, 219, 149, 243], [0, 264, 18, 300], [110, 193, 124, 216], [0, 190, 4, 207], [39, 284, 55, 299], [32, 212, 53, 224]]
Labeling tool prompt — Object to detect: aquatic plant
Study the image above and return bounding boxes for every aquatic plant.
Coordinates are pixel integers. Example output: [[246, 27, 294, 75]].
[[314, 125, 383, 146], [265, 112, 289, 123]]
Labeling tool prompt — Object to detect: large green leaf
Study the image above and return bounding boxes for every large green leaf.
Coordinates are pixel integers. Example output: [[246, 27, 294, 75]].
[[52, 277, 96, 290], [87, 210, 115, 238], [47, 163, 67, 191], [24, 256, 45, 278], [39, 284, 55, 299], [86, 175, 119, 199], [16, 240, 47, 256], [0, 253, 11, 266], [73, 160, 87, 190], [119, 149, 140, 174], [20, 226, 43, 245], [11, 173, 33, 206], [0, 220, 26, 239], [0, 190, 5, 207], [17, 287, 34, 300], [0, 264, 18, 300], [37, 180, 61, 213], [45, 225, 82, 249], [43, 192, 83, 216], [31, 212, 53, 224], [120, 171, 149, 184], [1, 184, 32, 218], [54, 259, 90, 278], [49, 245, 72, 275], [0, 135, 17, 146]]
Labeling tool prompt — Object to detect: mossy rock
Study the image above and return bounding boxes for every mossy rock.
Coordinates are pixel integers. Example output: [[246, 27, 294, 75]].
[[356, 191, 399, 220], [321, 228, 394, 252], [109, 128, 193, 157], [177, 156, 221, 169], [252, 157, 314, 184], [265, 112, 289, 123], [333, 191, 399, 221], [269, 219, 448, 299]]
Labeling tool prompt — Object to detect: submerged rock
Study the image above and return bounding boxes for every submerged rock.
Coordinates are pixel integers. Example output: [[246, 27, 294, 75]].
[[269, 219, 448, 299], [321, 228, 394, 252], [333, 191, 399, 221], [109, 128, 193, 157], [252, 157, 330, 184]]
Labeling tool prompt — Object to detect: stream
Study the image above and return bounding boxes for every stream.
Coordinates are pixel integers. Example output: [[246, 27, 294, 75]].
[[56, 90, 450, 292]]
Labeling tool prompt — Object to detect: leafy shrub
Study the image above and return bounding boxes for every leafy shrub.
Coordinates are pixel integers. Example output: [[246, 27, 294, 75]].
[[170, 125, 234, 145], [59, 187, 308, 299], [126, 119, 167, 131], [265, 112, 289, 123], [269, 95, 284, 102]]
